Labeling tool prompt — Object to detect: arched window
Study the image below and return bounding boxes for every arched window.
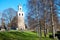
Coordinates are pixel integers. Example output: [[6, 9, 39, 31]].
[[22, 13, 23, 16], [20, 8, 21, 10], [19, 13, 20, 16]]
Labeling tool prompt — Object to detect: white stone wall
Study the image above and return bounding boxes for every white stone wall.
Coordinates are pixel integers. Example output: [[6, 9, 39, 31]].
[[17, 5, 25, 30]]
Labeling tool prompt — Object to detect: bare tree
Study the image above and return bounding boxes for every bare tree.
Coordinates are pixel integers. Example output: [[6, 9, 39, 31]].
[[27, 0, 59, 39], [2, 8, 17, 30]]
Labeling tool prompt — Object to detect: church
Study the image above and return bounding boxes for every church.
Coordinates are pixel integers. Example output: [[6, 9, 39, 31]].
[[0, 4, 25, 31], [17, 5, 25, 30]]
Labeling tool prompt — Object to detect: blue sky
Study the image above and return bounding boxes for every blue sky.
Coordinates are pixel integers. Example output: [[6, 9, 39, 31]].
[[0, 0, 28, 25], [54, 0, 60, 17], [0, 0, 60, 22], [0, 0, 60, 17], [0, 0, 27, 16]]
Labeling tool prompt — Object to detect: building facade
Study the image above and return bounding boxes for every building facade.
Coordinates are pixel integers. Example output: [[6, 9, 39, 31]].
[[17, 5, 25, 30]]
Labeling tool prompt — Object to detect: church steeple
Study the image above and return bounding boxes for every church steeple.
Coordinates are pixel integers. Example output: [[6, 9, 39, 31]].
[[17, 4, 25, 30], [18, 4, 22, 11]]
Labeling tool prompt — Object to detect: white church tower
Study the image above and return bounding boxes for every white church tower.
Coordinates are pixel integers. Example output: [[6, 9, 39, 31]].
[[17, 5, 25, 30]]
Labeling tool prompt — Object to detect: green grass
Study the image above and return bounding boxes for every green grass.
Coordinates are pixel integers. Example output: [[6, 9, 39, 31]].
[[0, 31, 58, 40]]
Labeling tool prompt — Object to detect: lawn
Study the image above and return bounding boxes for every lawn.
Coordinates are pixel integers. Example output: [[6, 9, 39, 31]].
[[0, 31, 58, 40]]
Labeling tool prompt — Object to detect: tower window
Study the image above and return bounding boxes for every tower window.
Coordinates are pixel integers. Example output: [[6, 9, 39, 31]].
[[20, 8, 21, 10], [19, 13, 20, 16], [22, 13, 23, 16]]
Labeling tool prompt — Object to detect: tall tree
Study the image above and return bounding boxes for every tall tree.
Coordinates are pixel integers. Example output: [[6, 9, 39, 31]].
[[27, 0, 44, 38], [27, 0, 59, 38]]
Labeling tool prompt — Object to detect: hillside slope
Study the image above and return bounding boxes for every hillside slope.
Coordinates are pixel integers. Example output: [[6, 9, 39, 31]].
[[0, 31, 39, 40], [0, 31, 57, 40]]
